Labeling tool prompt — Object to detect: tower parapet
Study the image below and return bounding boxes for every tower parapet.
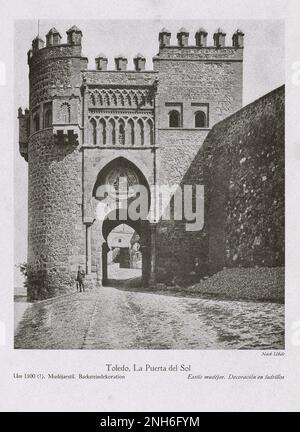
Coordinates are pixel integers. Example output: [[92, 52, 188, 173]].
[[26, 25, 87, 146]]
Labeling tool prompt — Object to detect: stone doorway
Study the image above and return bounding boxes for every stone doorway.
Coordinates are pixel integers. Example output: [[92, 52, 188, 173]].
[[101, 218, 150, 287], [91, 156, 154, 288]]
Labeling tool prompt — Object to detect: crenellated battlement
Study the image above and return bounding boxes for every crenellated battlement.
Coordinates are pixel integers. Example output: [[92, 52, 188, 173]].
[[29, 25, 83, 57], [27, 25, 244, 72]]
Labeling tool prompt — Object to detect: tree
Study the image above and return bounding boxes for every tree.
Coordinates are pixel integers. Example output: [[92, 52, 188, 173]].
[[17, 262, 28, 289]]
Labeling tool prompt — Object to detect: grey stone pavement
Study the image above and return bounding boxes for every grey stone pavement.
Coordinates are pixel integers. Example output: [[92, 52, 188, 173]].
[[14, 267, 284, 350]]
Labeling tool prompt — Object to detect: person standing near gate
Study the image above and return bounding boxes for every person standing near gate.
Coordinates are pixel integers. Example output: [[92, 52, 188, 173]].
[[76, 265, 85, 292]]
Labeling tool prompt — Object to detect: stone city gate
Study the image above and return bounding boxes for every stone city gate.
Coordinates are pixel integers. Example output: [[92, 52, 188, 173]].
[[18, 25, 247, 300]]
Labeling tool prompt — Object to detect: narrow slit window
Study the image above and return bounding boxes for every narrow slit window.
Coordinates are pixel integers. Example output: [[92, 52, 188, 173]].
[[33, 113, 40, 132]]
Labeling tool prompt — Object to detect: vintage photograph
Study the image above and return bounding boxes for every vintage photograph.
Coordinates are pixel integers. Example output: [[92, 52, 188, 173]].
[[14, 19, 284, 350]]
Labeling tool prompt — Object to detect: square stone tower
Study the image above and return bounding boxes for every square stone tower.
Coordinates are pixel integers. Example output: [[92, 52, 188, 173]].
[[154, 27, 244, 187]]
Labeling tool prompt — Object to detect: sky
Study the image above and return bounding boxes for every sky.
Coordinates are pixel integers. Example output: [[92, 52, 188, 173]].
[[14, 19, 285, 284]]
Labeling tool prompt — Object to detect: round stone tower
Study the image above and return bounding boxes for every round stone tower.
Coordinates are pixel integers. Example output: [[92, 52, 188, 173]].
[[21, 26, 88, 300]]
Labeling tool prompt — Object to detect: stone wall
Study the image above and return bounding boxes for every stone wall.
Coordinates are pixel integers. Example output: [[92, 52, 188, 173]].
[[29, 45, 87, 109], [155, 85, 285, 284], [205, 85, 285, 272], [83, 71, 157, 86]]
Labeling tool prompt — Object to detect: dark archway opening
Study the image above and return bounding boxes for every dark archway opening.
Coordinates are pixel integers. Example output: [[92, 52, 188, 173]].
[[101, 217, 150, 288]]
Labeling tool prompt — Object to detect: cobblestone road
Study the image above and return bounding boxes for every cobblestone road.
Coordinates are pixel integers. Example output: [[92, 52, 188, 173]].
[[14, 284, 284, 350]]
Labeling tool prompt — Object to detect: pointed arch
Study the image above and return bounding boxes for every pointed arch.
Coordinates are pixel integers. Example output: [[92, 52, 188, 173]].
[[92, 156, 151, 205]]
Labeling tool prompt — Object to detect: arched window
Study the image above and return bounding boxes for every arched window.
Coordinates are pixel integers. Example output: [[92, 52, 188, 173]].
[[195, 111, 207, 128], [44, 109, 52, 128], [33, 113, 40, 132], [169, 110, 180, 128], [89, 118, 97, 145], [108, 119, 116, 144], [145, 119, 154, 145], [99, 119, 106, 145], [118, 120, 125, 145]]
